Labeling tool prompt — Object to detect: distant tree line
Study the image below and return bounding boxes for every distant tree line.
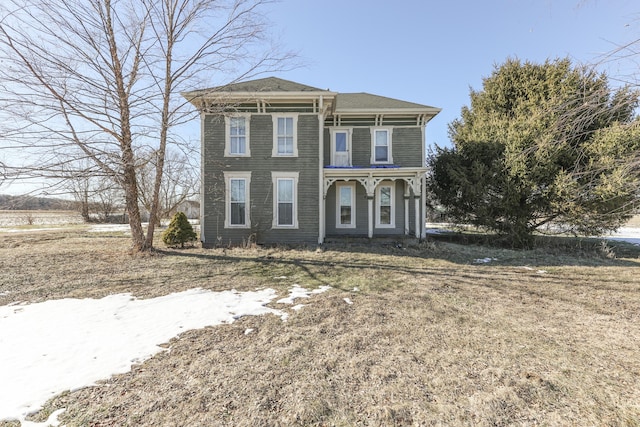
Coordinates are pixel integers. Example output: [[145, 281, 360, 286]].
[[0, 194, 75, 211]]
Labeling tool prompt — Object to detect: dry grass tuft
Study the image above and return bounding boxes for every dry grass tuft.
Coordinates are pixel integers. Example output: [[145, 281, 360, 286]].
[[1, 229, 639, 426]]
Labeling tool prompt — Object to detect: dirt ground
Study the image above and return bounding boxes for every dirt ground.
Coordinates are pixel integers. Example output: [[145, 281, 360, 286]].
[[1, 229, 639, 426]]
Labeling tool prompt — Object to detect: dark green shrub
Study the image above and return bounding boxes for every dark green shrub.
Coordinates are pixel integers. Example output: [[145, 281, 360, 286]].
[[162, 212, 197, 248]]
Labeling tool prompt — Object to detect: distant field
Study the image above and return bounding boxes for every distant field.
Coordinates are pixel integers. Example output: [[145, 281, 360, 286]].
[[627, 215, 640, 228], [0, 229, 639, 426], [0, 210, 83, 227]]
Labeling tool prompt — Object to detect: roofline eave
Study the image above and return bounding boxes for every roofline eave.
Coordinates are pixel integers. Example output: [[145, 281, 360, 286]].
[[183, 90, 338, 104], [333, 107, 441, 116]]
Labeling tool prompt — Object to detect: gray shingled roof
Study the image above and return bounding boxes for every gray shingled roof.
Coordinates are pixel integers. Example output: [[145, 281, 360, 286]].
[[335, 93, 438, 112], [214, 77, 329, 93], [184, 78, 440, 115]]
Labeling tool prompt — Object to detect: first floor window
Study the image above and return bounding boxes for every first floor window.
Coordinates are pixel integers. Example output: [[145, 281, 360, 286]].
[[277, 179, 294, 225], [224, 172, 251, 228], [336, 183, 355, 228], [272, 172, 299, 228], [376, 182, 394, 228], [230, 179, 246, 225]]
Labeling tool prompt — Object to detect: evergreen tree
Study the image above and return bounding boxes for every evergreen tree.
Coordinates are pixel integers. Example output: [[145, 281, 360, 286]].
[[428, 58, 640, 245], [162, 212, 197, 248]]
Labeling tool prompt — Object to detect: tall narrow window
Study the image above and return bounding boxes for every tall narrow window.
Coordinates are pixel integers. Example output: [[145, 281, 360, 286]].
[[229, 118, 246, 154], [230, 179, 246, 225], [332, 130, 351, 167], [225, 116, 250, 157], [272, 115, 298, 157], [277, 178, 293, 225], [376, 182, 395, 228], [336, 183, 356, 228], [371, 128, 393, 164], [224, 172, 251, 228], [272, 172, 299, 228]]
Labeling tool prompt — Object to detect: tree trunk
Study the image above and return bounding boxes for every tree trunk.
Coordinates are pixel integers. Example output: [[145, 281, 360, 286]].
[[144, 14, 173, 250], [80, 188, 90, 223], [123, 162, 147, 252]]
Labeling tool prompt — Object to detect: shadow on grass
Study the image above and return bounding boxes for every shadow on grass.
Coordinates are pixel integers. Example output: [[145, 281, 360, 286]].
[[158, 231, 640, 288]]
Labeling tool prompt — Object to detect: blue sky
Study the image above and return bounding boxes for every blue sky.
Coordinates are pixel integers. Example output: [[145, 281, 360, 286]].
[[1, 0, 638, 195], [268, 0, 638, 149]]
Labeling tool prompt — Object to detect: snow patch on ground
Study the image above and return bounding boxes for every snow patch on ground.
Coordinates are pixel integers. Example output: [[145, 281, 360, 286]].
[[474, 257, 498, 264], [276, 284, 331, 305], [0, 286, 326, 425], [1, 228, 67, 234]]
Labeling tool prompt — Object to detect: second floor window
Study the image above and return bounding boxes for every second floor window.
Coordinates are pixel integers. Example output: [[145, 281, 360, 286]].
[[272, 115, 298, 157], [224, 116, 250, 157], [372, 128, 393, 164], [230, 118, 246, 154], [331, 130, 351, 167]]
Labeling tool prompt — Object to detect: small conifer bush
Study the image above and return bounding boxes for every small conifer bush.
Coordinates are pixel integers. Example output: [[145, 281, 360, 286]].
[[162, 211, 197, 248]]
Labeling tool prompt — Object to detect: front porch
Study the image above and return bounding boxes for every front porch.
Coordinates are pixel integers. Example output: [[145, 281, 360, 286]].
[[320, 167, 427, 242]]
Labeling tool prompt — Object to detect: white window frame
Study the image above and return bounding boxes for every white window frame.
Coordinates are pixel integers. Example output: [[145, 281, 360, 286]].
[[271, 171, 299, 229], [375, 181, 395, 228], [223, 171, 251, 228], [272, 114, 298, 157], [224, 115, 251, 157], [371, 127, 393, 164], [335, 182, 356, 229], [330, 128, 352, 167]]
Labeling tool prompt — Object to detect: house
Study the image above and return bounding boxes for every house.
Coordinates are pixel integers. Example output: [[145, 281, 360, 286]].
[[171, 200, 200, 220], [184, 77, 440, 247]]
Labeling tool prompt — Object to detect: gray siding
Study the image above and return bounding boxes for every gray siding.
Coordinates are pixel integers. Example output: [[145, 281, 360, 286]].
[[201, 113, 320, 246], [392, 127, 424, 167], [352, 128, 370, 167]]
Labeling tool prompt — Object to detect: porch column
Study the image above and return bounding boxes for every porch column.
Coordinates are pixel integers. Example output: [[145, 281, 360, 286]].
[[421, 173, 427, 239], [404, 185, 410, 235], [414, 197, 420, 238], [367, 196, 374, 238], [318, 110, 325, 244]]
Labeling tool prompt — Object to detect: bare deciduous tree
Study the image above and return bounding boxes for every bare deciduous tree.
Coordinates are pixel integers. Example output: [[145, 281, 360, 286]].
[[137, 148, 199, 224], [0, 0, 292, 252]]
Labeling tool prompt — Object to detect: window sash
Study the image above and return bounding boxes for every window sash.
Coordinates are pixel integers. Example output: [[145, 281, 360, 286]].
[[377, 185, 394, 227], [335, 132, 348, 152], [228, 117, 248, 155], [278, 136, 294, 155], [276, 178, 295, 226], [339, 186, 353, 225], [224, 173, 250, 228], [230, 202, 246, 225], [374, 130, 389, 162], [277, 117, 294, 155], [333, 131, 350, 167], [229, 178, 246, 225]]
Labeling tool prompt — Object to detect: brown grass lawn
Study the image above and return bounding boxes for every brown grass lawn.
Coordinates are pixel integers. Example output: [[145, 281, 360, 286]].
[[1, 229, 639, 426]]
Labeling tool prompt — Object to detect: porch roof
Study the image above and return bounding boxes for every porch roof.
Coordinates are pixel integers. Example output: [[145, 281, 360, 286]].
[[335, 93, 440, 115], [323, 166, 427, 197]]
